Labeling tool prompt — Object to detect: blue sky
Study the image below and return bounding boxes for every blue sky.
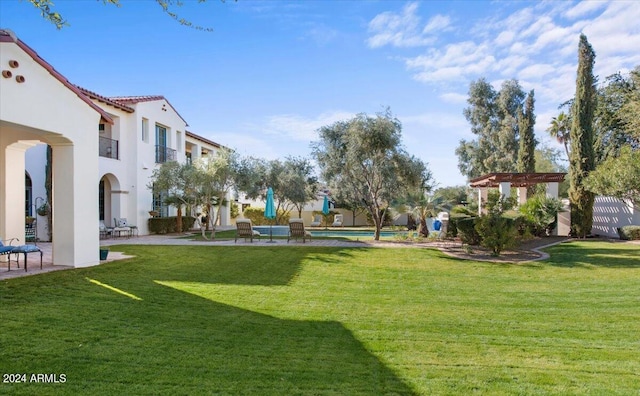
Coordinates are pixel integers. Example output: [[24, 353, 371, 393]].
[[1, 0, 639, 187]]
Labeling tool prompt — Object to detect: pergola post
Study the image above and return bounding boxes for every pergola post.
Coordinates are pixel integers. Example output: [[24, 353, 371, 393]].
[[477, 188, 488, 216], [499, 182, 511, 199], [546, 182, 560, 236], [517, 187, 527, 206]]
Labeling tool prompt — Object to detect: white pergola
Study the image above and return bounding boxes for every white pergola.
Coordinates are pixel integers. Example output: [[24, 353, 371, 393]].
[[470, 172, 567, 216]]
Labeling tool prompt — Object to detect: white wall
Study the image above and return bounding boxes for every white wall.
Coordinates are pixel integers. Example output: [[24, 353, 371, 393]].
[[592, 196, 640, 238]]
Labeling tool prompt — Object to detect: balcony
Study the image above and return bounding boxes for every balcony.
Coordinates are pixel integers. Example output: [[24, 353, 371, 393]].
[[155, 145, 177, 163], [99, 136, 119, 159]]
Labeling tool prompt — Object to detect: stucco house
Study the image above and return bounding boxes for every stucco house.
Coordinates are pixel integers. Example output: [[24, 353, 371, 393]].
[[1, 29, 226, 268]]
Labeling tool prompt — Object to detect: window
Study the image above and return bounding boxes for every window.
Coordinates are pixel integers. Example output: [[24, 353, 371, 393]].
[[176, 131, 183, 152], [99, 180, 105, 221], [155, 124, 176, 163], [152, 184, 168, 217], [142, 118, 149, 143], [25, 172, 32, 216]]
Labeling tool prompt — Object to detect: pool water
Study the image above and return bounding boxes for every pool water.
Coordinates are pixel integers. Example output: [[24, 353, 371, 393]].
[[251, 226, 405, 238], [309, 230, 404, 238]]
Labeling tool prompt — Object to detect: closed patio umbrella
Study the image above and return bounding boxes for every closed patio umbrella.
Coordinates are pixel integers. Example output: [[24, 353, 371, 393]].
[[322, 195, 330, 229], [264, 187, 276, 242]]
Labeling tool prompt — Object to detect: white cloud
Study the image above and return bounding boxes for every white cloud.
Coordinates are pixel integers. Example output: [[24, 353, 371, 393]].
[[564, 0, 608, 19], [261, 111, 355, 142], [367, 2, 443, 48], [439, 92, 467, 104]]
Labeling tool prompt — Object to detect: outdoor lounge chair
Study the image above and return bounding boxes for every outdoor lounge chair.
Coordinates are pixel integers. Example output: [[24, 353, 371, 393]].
[[113, 217, 132, 238], [235, 219, 260, 243], [332, 214, 343, 227], [99, 220, 113, 239], [288, 218, 312, 243], [0, 237, 18, 264], [310, 214, 322, 227], [426, 217, 443, 238]]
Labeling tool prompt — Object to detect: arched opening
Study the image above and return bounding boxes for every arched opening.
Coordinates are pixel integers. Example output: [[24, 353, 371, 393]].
[[25, 171, 32, 217]]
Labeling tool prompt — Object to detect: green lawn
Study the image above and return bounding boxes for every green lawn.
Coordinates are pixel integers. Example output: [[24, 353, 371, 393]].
[[1, 241, 639, 395]]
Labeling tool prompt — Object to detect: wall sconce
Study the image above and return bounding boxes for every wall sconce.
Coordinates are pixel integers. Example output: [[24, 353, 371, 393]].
[[2, 70, 12, 78], [15, 75, 25, 83], [9, 60, 19, 68]]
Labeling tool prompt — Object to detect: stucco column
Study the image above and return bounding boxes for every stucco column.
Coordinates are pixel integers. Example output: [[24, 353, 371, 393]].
[[192, 143, 202, 160], [0, 142, 30, 247], [546, 182, 560, 236], [52, 143, 99, 267], [546, 182, 559, 199], [499, 182, 511, 199], [517, 186, 528, 206], [477, 188, 488, 216]]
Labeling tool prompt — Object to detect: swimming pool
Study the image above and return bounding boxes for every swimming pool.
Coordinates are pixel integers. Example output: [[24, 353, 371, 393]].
[[309, 230, 405, 238], [251, 226, 405, 238]]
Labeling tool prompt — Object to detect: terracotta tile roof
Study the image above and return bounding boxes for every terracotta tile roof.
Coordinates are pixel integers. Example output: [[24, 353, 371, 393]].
[[186, 130, 225, 149], [107, 95, 189, 126], [0, 29, 114, 124], [76, 86, 135, 113]]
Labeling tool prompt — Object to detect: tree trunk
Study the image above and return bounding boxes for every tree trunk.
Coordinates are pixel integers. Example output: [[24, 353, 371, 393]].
[[176, 205, 183, 233]]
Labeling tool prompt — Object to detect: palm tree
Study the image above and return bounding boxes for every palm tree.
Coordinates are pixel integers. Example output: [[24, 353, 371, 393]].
[[547, 112, 571, 160], [392, 192, 450, 237]]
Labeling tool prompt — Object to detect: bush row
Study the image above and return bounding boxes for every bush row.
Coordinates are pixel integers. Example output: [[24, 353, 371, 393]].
[[242, 207, 291, 225], [618, 225, 640, 240], [148, 216, 196, 234]]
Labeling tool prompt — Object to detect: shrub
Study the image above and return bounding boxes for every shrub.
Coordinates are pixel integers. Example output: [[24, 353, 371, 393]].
[[518, 195, 565, 237], [242, 207, 290, 225], [617, 225, 640, 240], [447, 214, 471, 238], [456, 217, 481, 245], [148, 216, 195, 234], [475, 215, 518, 256]]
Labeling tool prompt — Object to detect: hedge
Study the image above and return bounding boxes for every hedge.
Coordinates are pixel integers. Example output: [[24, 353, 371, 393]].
[[242, 207, 290, 225], [617, 225, 640, 240], [456, 216, 481, 245], [148, 216, 195, 234]]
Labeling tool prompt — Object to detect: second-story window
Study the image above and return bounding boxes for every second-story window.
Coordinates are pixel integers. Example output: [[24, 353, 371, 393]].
[[155, 124, 176, 163]]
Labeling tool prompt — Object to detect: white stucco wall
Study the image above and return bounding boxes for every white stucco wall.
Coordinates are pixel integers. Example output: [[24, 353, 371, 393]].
[[1, 38, 101, 267], [592, 196, 640, 238]]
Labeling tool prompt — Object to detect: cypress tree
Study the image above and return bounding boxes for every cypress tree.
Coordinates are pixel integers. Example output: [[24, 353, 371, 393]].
[[517, 90, 537, 195], [569, 34, 596, 238]]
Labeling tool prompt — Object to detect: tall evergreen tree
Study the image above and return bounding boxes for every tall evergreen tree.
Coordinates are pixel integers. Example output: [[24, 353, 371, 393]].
[[517, 90, 536, 171], [517, 90, 537, 195], [569, 34, 596, 238]]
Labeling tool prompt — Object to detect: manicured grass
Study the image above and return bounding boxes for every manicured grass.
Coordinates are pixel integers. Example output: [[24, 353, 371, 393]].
[[1, 241, 639, 394]]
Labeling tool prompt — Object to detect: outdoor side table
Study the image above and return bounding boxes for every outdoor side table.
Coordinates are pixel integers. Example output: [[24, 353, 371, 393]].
[[9, 245, 43, 272]]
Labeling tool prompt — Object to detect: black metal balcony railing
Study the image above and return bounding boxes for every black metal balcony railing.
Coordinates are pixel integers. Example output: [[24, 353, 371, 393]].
[[155, 145, 177, 163], [99, 136, 119, 159]]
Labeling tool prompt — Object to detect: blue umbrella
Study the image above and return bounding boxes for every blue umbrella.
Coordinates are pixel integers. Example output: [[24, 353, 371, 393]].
[[322, 195, 330, 228], [264, 187, 276, 242]]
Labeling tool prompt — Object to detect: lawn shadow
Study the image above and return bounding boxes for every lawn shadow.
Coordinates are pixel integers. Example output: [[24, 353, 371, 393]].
[[541, 240, 640, 268], [1, 245, 416, 395]]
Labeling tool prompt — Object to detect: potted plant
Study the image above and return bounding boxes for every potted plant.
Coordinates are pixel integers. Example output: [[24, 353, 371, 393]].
[[99, 247, 109, 260], [36, 203, 50, 216]]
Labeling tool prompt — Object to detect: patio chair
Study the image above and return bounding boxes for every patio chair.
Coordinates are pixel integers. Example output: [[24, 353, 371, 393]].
[[113, 217, 132, 238], [332, 214, 344, 227], [99, 220, 113, 239], [288, 218, 312, 243], [1, 237, 18, 265], [425, 217, 443, 238], [235, 219, 260, 243], [310, 214, 322, 227]]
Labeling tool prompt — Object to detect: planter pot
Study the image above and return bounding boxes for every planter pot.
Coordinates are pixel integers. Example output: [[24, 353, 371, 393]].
[[99, 249, 109, 261]]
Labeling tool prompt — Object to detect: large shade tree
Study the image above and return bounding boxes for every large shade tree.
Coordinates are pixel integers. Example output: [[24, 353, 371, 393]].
[[569, 34, 597, 238], [25, 0, 232, 31], [584, 146, 640, 209], [456, 79, 529, 179], [312, 110, 433, 240]]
